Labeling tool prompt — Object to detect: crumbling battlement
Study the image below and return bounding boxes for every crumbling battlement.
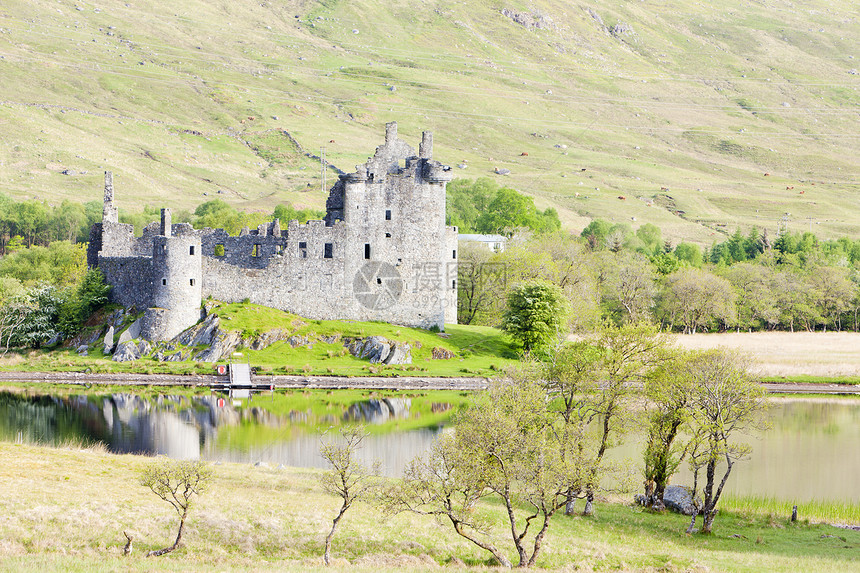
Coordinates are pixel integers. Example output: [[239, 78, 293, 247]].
[[90, 123, 458, 342]]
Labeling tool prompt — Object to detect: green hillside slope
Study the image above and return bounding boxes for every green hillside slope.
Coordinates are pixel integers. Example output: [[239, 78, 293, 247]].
[[0, 0, 857, 244]]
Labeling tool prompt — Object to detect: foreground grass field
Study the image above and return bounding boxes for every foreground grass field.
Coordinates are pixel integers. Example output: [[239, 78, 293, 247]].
[[0, 442, 857, 572]]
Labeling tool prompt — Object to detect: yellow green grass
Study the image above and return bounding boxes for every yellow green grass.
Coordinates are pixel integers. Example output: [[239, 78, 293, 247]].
[[0, 442, 857, 572]]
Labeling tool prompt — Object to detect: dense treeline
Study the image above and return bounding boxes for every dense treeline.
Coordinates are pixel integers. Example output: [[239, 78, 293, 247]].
[[446, 178, 561, 236], [0, 193, 324, 256], [460, 219, 860, 334]]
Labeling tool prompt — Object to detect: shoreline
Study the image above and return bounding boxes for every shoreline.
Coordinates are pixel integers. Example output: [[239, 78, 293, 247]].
[[0, 371, 859, 394]]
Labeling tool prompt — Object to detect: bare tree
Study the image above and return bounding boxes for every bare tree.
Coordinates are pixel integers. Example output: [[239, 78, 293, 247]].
[[140, 458, 212, 557], [611, 252, 657, 322], [456, 242, 503, 325], [384, 377, 578, 568], [319, 425, 379, 566], [382, 434, 512, 568], [683, 350, 766, 534]]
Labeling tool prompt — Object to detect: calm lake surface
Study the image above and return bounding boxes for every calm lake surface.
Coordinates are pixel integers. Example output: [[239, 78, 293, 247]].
[[1, 390, 857, 503]]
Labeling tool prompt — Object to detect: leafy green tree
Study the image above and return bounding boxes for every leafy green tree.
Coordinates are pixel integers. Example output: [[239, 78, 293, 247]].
[[192, 199, 270, 235], [502, 281, 568, 353], [581, 321, 669, 514], [635, 224, 663, 256], [651, 252, 681, 276], [3, 284, 66, 349], [499, 233, 601, 331], [770, 270, 815, 331], [272, 202, 324, 224], [642, 350, 697, 508], [542, 341, 604, 514], [673, 242, 703, 267], [383, 434, 512, 567], [385, 377, 581, 568], [13, 200, 48, 247], [446, 177, 497, 231], [658, 268, 736, 333], [0, 277, 24, 304], [57, 269, 111, 337], [606, 253, 656, 322], [119, 205, 161, 234], [721, 263, 778, 331], [580, 219, 612, 251], [0, 241, 86, 287], [808, 265, 856, 332], [48, 200, 87, 243], [476, 188, 560, 237]]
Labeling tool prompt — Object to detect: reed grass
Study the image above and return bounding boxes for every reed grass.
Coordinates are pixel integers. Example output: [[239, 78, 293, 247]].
[[722, 494, 860, 526], [11, 432, 109, 455]]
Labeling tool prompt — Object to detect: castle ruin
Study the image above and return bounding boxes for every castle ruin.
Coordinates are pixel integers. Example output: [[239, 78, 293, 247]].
[[88, 123, 458, 341]]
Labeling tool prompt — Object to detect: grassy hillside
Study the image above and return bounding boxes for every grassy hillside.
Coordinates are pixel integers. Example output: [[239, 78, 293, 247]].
[[0, 303, 518, 377], [0, 0, 857, 244]]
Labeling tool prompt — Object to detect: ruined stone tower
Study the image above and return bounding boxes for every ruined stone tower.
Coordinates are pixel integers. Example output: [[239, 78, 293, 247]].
[[140, 209, 203, 340], [90, 123, 457, 341]]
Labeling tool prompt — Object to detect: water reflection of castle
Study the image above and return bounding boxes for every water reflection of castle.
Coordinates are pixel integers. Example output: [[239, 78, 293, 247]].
[[0, 392, 446, 475]]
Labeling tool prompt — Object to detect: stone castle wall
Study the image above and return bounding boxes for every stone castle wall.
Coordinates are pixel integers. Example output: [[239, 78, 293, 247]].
[[91, 123, 457, 341]]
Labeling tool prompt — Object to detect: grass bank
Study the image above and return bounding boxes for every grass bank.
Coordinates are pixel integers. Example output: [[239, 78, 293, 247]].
[[0, 304, 519, 378], [0, 442, 857, 572]]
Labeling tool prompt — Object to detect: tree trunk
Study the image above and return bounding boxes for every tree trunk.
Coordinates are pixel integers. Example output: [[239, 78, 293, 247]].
[[453, 521, 512, 568], [147, 515, 185, 557], [701, 510, 716, 534], [564, 490, 576, 516], [685, 513, 697, 534], [526, 516, 551, 568], [583, 491, 594, 517], [324, 502, 348, 566]]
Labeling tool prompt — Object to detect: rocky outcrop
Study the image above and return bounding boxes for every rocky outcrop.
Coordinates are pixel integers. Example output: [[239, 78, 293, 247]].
[[117, 319, 142, 346], [193, 330, 242, 362], [501, 8, 554, 30], [249, 329, 292, 350], [103, 326, 115, 355], [345, 336, 412, 364], [113, 340, 151, 362], [176, 314, 221, 347], [662, 485, 701, 516]]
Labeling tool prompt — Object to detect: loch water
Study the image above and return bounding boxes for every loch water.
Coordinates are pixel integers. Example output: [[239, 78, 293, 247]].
[[0, 390, 857, 503]]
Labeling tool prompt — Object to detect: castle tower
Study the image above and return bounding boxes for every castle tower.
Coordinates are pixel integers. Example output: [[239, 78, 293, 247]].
[[145, 208, 202, 340], [338, 122, 455, 329]]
